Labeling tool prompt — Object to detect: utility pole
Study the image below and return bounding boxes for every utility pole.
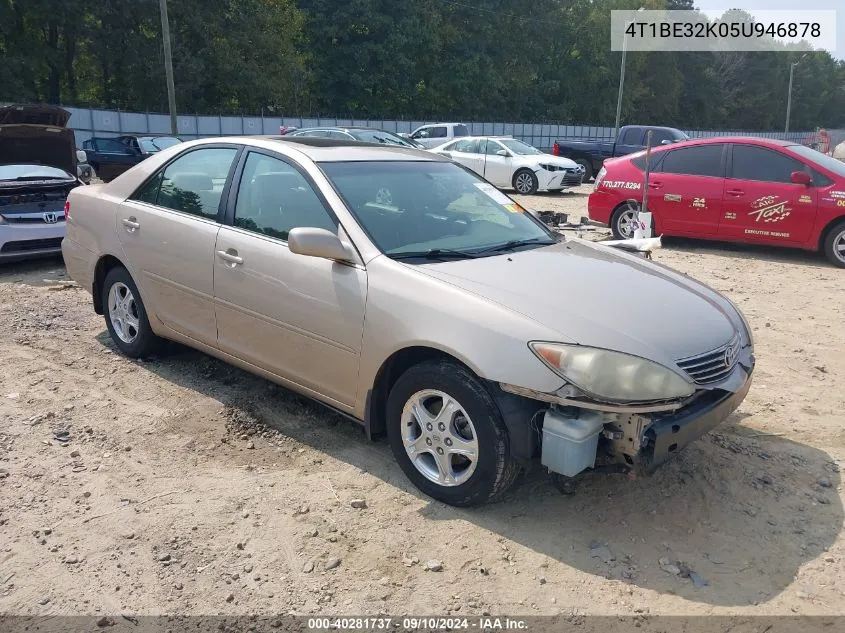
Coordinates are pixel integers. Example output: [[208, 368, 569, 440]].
[[784, 61, 798, 134], [614, 8, 644, 141], [159, 0, 178, 136]]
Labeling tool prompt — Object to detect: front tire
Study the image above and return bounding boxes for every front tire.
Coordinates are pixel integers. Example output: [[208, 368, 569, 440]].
[[102, 267, 161, 357], [512, 169, 539, 195], [386, 359, 520, 506], [823, 221, 845, 268]]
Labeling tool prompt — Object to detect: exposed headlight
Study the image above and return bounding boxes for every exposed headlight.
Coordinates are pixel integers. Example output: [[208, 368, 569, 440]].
[[530, 342, 695, 402]]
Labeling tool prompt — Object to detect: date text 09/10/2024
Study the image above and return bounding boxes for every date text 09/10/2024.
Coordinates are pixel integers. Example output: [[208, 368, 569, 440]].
[[307, 617, 529, 630]]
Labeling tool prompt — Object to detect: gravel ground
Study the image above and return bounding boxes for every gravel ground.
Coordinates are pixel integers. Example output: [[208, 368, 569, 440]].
[[1, 185, 843, 618]]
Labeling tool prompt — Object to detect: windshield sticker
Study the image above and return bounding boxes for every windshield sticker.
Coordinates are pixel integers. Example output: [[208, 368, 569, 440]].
[[692, 197, 706, 208], [603, 180, 641, 190], [799, 194, 813, 204], [745, 229, 789, 238], [663, 193, 682, 202], [474, 182, 514, 206], [748, 195, 791, 224], [504, 203, 525, 213]]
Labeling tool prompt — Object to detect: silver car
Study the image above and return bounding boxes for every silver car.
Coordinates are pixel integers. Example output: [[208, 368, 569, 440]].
[[1, 104, 82, 262], [62, 136, 754, 506]]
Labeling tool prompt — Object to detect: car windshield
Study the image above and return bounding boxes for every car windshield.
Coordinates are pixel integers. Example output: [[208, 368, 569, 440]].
[[140, 137, 181, 152], [787, 144, 845, 178], [500, 139, 543, 156], [0, 164, 73, 181], [319, 161, 558, 259], [350, 130, 414, 147]]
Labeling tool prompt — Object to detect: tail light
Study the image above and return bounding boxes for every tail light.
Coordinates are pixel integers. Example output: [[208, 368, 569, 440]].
[[553, 142, 560, 156], [64, 200, 70, 221]]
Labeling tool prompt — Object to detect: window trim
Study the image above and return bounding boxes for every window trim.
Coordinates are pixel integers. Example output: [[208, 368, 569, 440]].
[[126, 143, 244, 223], [658, 143, 727, 179], [726, 142, 809, 184], [222, 147, 344, 245]]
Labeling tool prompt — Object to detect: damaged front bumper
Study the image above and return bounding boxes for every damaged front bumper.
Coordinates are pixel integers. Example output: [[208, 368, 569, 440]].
[[500, 360, 754, 477]]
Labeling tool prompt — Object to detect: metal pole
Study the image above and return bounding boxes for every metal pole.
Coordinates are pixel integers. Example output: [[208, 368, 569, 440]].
[[784, 63, 796, 133], [159, 0, 178, 136], [613, 28, 628, 142]]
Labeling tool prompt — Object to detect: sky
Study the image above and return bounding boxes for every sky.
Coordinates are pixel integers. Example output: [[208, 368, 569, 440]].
[[693, 0, 842, 59]]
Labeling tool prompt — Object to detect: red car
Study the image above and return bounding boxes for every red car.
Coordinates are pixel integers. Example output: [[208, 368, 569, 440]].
[[588, 137, 845, 267]]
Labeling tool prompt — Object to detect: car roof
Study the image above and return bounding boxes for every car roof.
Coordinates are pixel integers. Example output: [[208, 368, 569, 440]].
[[243, 135, 446, 162], [295, 126, 401, 134], [669, 136, 795, 148]]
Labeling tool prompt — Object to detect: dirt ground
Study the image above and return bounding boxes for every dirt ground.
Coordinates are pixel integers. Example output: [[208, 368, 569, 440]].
[[1, 184, 844, 618]]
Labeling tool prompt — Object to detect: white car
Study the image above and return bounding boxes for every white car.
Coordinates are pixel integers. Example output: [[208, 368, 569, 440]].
[[431, 137, 584, 194]]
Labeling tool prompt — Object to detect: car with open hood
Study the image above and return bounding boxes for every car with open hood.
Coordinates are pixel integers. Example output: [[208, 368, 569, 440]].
[[431, 137, 585, 194], [0, 104, 83, 262], [62, 136, 754, 506]]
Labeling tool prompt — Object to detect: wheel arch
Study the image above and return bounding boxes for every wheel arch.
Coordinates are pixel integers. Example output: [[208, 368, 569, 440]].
[[92, 254, 128, 314], [364, 345, 542, 463]]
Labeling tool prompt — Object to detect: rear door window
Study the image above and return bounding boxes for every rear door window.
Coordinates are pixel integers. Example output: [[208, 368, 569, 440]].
[[130, 147, 238, 219], [452, 139, 479, 153], [660, 144, 724, 177]]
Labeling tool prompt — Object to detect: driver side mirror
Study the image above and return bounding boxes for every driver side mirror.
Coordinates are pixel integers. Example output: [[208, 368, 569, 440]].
[[496, 149, 510, 157], [790, 171, 812, 186], [288, 227, 354, 262]]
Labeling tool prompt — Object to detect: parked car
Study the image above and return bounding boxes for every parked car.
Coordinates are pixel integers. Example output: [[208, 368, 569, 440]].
[[588, 137, 845, 267], [279, 125, 299, 135], [62, 136, 754, 506], [431, 136, 584, 194], [404, 122, 470, 149], [286, 126, 425, 149], [553, 125, 688, 181], [82, 135, 182, 182], [0, 104, 83, 262]]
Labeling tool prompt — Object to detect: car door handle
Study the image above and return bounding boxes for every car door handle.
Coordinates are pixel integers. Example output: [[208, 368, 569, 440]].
[[648, 181, 662, 189], [216, 250, 243, 265], [726, 189, 745, 197], [121, 217, 140, 231]]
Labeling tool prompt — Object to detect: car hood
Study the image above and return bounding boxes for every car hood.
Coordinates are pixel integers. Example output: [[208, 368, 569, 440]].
[[0, 125, 77, 175], [514, 153, 578, 170], [412, 239, 738, 368]]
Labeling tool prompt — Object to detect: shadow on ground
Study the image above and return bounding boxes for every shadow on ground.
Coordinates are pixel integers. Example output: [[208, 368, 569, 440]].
[[100, 337, 842, 608]]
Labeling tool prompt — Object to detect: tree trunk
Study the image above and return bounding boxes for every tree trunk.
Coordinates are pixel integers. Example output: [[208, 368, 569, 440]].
[[46, 23, 61, 103]]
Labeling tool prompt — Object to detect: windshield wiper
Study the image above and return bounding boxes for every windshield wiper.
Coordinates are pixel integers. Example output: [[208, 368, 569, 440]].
[[9, 176, 69, 181], [389, 248, 478, 260], [475, 237, 559, 254]]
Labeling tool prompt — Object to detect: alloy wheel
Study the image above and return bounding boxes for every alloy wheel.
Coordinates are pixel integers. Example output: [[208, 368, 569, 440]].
[[400, 389, 479, 487], [108, 282, 140, 344]]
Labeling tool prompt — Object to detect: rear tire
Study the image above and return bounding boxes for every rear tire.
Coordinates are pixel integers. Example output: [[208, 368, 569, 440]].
[[575, 159, 593, 182], [512, 169, 538, 195], [102, 267, 161, 357], [610, 202, 639, 240], [386, 359, 520, 506], [823, 221, 845, 268]]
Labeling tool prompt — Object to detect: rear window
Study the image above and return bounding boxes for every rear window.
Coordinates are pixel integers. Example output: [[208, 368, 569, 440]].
[[140, 137, 181, 152], [453, 125, 469, 137]]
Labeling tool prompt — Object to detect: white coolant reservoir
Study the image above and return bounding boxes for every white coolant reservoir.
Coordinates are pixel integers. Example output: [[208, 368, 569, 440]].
[[541, 410, 604, 478]]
